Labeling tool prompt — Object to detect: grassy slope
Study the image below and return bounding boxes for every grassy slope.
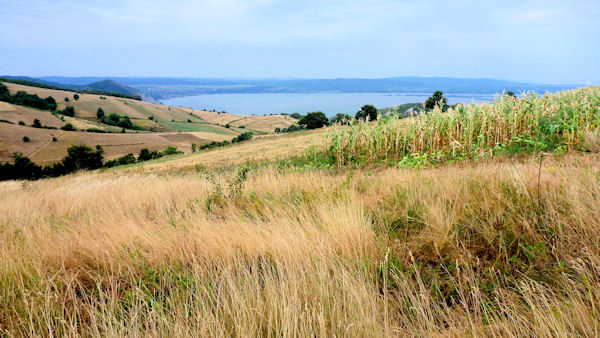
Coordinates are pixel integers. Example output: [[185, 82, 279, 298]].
[[3, 82, 296, 134], [0, 82, 296, 163], [0, 87, 599, 336]]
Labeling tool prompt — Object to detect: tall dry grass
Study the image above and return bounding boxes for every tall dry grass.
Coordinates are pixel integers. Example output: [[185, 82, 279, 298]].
[[1, 154, 599, 336]]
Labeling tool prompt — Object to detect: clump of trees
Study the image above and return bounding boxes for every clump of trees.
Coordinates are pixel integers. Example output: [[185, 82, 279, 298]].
[[1, 144, 185, 180], [0, 83, 57, 111], [0, 145, 104, 180], [299, 112, 329, 129], [232, 132, 253, 143], [99, 113, 141, 130], [60, 106, 75, 117]]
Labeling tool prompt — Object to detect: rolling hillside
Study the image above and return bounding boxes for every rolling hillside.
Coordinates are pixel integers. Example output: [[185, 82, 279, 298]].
[[0, 81, 297, 163]]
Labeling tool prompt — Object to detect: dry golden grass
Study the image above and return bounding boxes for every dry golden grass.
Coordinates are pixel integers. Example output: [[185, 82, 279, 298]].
[[191, 109, 297, 133], [0, 122, 211, 164], [129, 128, 328, 173], [1, 152, 599, 336]]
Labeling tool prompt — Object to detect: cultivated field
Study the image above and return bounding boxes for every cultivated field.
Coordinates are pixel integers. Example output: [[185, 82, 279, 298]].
[[1, 82, 298, 163], [0, 87, 599, 336], [3, 82, 296, 134]]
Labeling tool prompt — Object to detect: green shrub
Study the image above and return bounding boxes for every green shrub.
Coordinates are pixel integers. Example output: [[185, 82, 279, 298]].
[[232, 132, 253, 143], [61, 106, 75, 117], [163, 146, 182, 155], [61, 123, 75, 131], [22, 136, 30, 142]]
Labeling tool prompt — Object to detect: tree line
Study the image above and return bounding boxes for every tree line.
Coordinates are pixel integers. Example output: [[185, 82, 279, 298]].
[[277, 91, 457, 132], [0, 145, 183, 181]]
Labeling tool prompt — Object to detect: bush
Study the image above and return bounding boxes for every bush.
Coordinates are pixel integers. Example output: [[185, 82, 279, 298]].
[[163, 146, 182, 155], [299, 111, 329, 129], [105, 153, 136, 168], [32, 119, 42, 128], [18, 121, 25, 126], [86, 128, 106, 133], [52, 137, 57, 142], [73, 94, 79, 100], [22, 136, 30, 142], [355, 104, 377, 121], [187, 119, 192, 123], [138, 148, 163, 161], [64, 97, 69, 102], [96, 107, 105, 119], [232, 132, 253, 143], [61, 106, 75, 117], [61, 123, 75, 131], [100, 113, 140, 130], [290, 113, 302, 119], [149, 116, 154, 120], [280, 124, 305, 133], [274, 127, 281, 133], [2, 90, 57, 111]]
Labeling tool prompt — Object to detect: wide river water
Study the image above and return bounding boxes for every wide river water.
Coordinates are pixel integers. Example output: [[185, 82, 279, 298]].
[[162, 92, 497, 116]]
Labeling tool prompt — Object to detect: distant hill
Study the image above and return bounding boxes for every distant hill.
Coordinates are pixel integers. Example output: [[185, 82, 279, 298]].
[[36, 76, 574, 100], [1, 76, 149, 102]]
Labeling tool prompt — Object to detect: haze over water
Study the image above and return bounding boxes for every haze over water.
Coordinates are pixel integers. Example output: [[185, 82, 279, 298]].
[[162, 92, 497, 116]]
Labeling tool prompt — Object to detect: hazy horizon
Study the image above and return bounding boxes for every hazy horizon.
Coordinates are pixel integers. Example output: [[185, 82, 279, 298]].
[[1, 0, 599, 85]]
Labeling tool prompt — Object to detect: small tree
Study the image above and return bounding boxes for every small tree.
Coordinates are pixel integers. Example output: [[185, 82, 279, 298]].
[[64, 97, 69, 102], [73, 94, 79, 100], [330, 113, 352, 125], [18, 121, 25, 126], [191, 143, 197, 152], [96, 107, 105, 119], [424, 91, 447, 110], [22, 136, 30, 142], [274, 127, 281, 133], [298, 111, 329, 129], [355, 105, 378, 121], [32, 119, 42, 128], [62, 106, 75, 117]]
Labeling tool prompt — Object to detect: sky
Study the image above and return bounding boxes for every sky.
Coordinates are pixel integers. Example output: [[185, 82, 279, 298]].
[[0, 0, 598, 84]]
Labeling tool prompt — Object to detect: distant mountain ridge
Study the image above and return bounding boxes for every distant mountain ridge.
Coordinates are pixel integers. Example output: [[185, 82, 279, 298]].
[[7, 75, 578, 100]]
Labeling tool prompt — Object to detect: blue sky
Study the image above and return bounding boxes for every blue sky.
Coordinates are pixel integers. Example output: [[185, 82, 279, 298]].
[[0, 0, 598, 84]]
